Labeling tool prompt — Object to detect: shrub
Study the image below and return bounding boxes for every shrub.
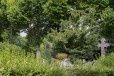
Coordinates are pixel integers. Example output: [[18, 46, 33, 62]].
[[0, 42, 66, 76], [68, 53, 114, 76], [55, 53, 68, 60]]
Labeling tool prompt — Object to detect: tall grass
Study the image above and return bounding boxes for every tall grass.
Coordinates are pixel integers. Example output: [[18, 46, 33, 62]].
[[1, 42, 114, 76], [68, 54, 114, 76], [0, 42, 66, 76]]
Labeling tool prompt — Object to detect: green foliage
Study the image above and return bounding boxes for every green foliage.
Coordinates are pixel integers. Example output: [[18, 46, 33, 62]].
[[1, 0, 114, 55], [0, 42, 24, 53], [39, 38, 53, 62], [45, 6, 100, 60], [0, 42, 66, 76], [95, 53, 114, 69], [67, 53, 114, 76], [0, 0, 114, 75], [1, 30, 9, 42], [101, 7, 114, 38], [43, 0, 69, 24], [55, 53, 68, 60]]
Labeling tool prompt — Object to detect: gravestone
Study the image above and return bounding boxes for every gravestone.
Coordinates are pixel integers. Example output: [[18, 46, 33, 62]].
[[44, 43, 52, 63], [36, 50, 41, 58], [60, 58, 73, 68], [36, 46, 41, 58], [98, 38, 110, 57]]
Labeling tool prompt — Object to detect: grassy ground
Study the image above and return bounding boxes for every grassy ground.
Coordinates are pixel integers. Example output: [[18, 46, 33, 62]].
[[0, 42, 114, 76], [0, 42, 66, 76]]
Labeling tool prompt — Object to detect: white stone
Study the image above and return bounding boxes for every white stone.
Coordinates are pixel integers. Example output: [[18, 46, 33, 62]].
[[60, 58, 73, 68], [20, 31, 27, 37]]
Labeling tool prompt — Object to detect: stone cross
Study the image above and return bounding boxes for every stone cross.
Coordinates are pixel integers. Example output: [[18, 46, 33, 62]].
[[98, 38, 110, 57]]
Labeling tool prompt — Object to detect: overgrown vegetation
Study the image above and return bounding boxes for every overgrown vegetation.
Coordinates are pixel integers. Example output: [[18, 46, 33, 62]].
[[0, 0, 114, 76], [1, 43, 114, 76], [68, 53, 114, 76], [0, 42, 65, 76]]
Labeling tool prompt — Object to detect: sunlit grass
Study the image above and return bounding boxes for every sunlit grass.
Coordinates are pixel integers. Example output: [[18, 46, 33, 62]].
[[0, 42, 65, 76]]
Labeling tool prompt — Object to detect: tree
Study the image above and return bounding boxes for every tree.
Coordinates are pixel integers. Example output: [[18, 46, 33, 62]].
[[100, 7, 114, 38], [43, 0, 70, 31], [0, 0, 114, 60], [45, 6, 100, 61]]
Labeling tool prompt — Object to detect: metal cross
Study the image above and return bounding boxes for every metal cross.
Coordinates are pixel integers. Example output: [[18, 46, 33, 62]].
[[98, 38, 110, 57]]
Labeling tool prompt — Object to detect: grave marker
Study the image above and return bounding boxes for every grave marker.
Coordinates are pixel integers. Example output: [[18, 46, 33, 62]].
[[36, 46, 41, 58], [98, 38, 110, 57], [60, 58, 73, 68]]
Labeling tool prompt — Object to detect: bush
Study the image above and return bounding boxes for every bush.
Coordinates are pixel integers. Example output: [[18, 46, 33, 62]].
[[68, 53, 114, 76], [2, 42, 114, 76], [55, 53, 68, 60], [0, 42, 66, 76]]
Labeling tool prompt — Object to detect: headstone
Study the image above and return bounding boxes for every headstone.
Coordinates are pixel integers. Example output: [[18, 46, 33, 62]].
[[36, 50, 41, 58], [44, 43, 52, 63], [98, 38, 110, 57], [60, 58, 73, 68], [36, 46, 41, 58]]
